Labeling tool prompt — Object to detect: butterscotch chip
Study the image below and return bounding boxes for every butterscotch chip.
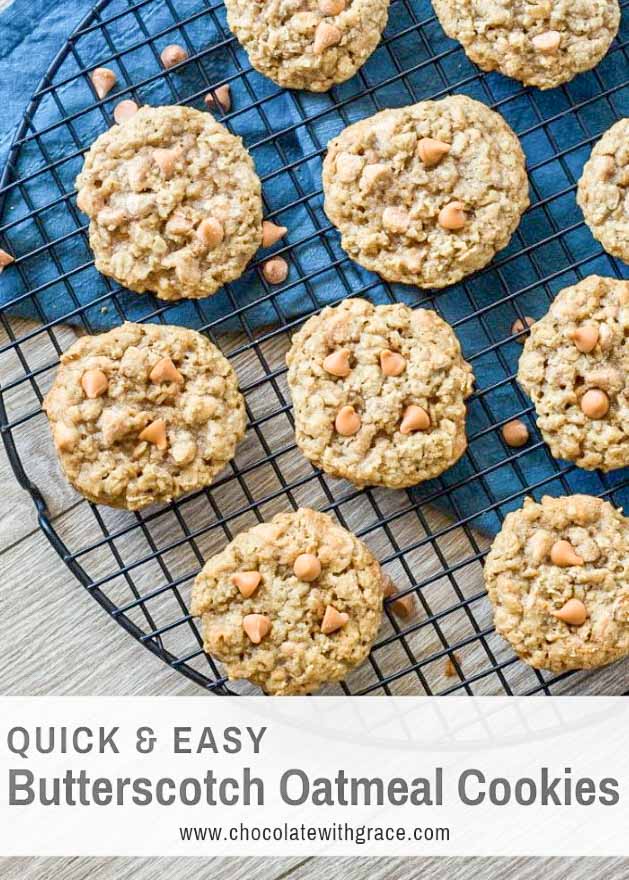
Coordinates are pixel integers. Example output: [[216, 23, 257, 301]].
[[287, 299, 473, 488], [224, 0, 389, 92], [191, 508, 384, 695], [501, 419, 529, 448], [204, 84, 231, 113], [518, 275, 628, 472], [321, 605, 349, 634], [432, 0, 619, 89], [113, 100, 139, 125], [91, 67, 117, 99], [379, 349, 406, 377], [160, 44, 188, 69], [293, 553, 322, 582], [577, 119, 629, 263], [262, 257, 288, 285], [444, 655, 459, 678], [76, 106, 262, 301], [322, 96, 528, 289], [0, 249, 14, 271], [242, 614, 271, 645], [323, 349, 351, 378], [261, 220, 287, 248], [511, 316, 535, 341], [485, 494, 629, 672], [43, 322, 246, 510]]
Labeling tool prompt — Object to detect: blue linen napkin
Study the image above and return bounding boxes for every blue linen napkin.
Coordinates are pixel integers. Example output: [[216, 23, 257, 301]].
[[0, 0, 627, 533]]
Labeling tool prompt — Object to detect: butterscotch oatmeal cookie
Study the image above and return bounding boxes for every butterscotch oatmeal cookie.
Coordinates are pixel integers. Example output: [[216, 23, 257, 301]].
[[191, 508, 384, 694], [43, 323, 246, 510], [517, 276, 628, 472], [485, 495, 629, 671], [577, 119, 629, 263], [224, 0, 390, 92], [432, 0, 620, 91], [322, 95, 529, 288], [76, 106, 262, 301], [286, 299, 474, 487]]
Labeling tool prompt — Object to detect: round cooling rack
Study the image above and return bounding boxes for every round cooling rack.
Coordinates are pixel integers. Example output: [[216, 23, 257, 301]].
[[1, 0, 628, 698]]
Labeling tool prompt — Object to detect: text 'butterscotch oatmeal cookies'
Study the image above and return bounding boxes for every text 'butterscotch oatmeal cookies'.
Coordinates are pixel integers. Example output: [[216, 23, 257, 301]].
[[322, 95, 529, 289], [286, 298, 474, 488], [224, 0, 390, 92], [485, 495, 629, 672], [432, 0, 620, 91], [75, 105, 262, 301], [517, 275, 628, 472], [43, 323, 246, 510], [577, 118, 629, 263], [190, 508, 384, 695]]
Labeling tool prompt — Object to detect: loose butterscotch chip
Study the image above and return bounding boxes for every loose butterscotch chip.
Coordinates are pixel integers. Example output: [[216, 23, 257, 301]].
[[161, 44, 188, 69], [502, 419, 529, 448], [511, 316, 535, 341], [262, 221, 287, 248], [91, 67, 117, 99], [0, 249, 14, 271], [205, 84, 231, 113], [113, 100, 139, 124], [262, 257, 288, 285]]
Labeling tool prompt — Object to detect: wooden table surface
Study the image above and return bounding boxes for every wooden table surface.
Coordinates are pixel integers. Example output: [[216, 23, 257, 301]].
[[1, 318, 626, 878]]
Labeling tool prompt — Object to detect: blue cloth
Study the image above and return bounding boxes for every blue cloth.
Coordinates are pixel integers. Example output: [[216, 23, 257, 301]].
[[0, 0, 627, 532]]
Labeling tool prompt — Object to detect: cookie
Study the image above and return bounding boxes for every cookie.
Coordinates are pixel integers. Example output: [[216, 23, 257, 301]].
[[43, 322, 246, 510], [191, 508, 384, 695], [517, 275, 629, 472], [485, 494, 629, 672], [76, 105, 262, 301], [286, 298, 474, 487], [224, 0, 390, 92], [577, 118, 629, 263], [322, 95, 529, 289], [432, 0, 620, 90]]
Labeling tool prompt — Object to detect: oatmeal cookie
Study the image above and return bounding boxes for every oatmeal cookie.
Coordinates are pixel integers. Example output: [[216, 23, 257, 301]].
[[577, 119, 629, 263], [517, 275, 628, 472], [191, 508, 384, 695], [286, 298, 474, 487], [432, 0, 620, 90], [43, 322, 246, 510], [322, 95, 529, 288], [224, 0, 390, 92], [76, 105, 263, 301], [485, 494, 629, 671]]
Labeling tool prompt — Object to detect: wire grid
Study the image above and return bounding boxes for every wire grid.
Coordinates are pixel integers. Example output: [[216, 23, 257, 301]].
[[0, 0, 628, 697]]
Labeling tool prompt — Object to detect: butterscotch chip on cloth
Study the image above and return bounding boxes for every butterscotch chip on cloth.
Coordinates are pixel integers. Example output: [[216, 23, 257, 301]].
[[485, 495, 629, 672], [224, 0, 390, 92], [577, 118, 629, 263], [322, 95, 529, 289], [191, 508, 384, 695], [75, 105, 262, 301], [286, 298, 474, 488], [517, 275, 629, 472], [432, 0, 620, 90], [43, 323, 246, 510]]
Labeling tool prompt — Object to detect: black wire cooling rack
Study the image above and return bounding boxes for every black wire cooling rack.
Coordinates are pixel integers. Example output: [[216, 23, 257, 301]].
[[1, 0, 628, 697]]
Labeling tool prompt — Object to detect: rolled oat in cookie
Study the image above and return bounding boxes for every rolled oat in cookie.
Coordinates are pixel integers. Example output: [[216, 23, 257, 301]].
[[76, 105, 262, 301], [43, 322, 246, 510], [190, 508, 384, 695], [322, 95, 529, 289], [286, 298, 474, 488], [485, 494, 629, 672], [432, 0, 620, 90], [517, 275, 628, 472], [577, 118, 629, 264], [224, 0, 390, 92]]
